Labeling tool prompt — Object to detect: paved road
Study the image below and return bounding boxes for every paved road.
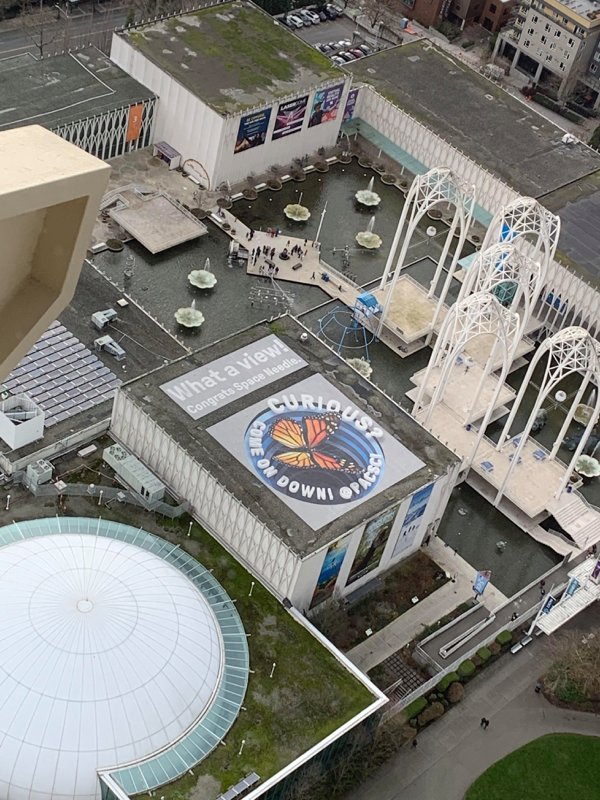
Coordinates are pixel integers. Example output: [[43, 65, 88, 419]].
[[0, 4, 128, 58], [348, 603, 599, 800]]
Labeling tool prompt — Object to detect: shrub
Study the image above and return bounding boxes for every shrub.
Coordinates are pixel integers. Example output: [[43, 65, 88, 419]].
[[496, 630, 513, 646], [489, 641, 501, 656], [437, 672, 460, 692], [447, 681, 465, 704], [404, 696, 427, 720], [417, 701, 445, 727], [477, 647, 492, 663], [555, 679, 587, 704], [458, 659, 476, 678]]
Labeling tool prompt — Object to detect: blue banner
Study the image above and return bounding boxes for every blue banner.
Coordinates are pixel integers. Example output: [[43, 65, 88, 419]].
[[473, 570, 491, 596], [234, 108, 271, 153]]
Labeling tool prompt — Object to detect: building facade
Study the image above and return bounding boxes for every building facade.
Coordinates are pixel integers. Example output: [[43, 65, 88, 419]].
[[494, 0, 600, 104]]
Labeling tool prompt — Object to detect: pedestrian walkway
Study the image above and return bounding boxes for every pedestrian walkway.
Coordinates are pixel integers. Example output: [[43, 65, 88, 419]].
[[346, 538, 508, 673], [346, 605, 599, 800]]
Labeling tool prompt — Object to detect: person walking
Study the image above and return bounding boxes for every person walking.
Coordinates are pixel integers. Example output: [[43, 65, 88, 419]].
[[480, 717, 487, 729], [411, 738, 418, 749]]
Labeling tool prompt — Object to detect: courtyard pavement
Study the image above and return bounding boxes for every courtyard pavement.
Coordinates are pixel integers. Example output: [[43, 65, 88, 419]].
[[347, 537, 508, 673], [346, 604, 599, 800]]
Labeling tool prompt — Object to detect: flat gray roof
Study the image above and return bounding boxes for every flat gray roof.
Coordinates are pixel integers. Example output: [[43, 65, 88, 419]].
[[121, 315, 458, 557], [0, 47, 154, 131], [348, 42, 600, 198], [118, 1, 343, 115]]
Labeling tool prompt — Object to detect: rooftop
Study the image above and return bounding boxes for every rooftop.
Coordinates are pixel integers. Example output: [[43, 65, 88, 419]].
[[348, 42, 600, 198], [0, 263, 187, 464], [547, 0, 600, 20], [0, 48, 154, 131], [118, 1, 343, 115], [121, 316, 458, 557]]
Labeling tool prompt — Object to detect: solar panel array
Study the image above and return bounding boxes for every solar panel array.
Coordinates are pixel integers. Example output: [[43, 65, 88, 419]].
[[1, 321, 121, 428]]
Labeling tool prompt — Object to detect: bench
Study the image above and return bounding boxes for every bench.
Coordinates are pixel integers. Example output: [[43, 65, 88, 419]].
[[292, 262, 303, 271]]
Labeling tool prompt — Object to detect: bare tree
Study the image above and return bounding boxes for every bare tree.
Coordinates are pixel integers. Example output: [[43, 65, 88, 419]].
[[359, 0, 394, 28], [20, 0, 69, 58], [545, 630, 600, 701]]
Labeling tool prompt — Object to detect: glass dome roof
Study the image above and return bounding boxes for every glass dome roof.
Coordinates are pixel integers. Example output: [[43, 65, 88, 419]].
[[0, 518, 248, 800]]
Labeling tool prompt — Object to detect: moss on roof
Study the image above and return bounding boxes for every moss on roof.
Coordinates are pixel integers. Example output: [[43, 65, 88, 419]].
[[121, 1, 342, 115]]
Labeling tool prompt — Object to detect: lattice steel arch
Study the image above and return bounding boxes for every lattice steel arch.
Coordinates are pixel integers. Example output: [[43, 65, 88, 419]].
[[457, 241, 546, 340], [414, 292, 520, 465], [495, 326, 600, 502], [377, 167, 476, 339], [482, 197, 560, 268]]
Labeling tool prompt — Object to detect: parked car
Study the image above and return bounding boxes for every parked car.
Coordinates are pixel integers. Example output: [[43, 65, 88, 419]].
[[338, 51, 356, 62], [350, 49, 364, 59], [337, 39, 352, 48], [357, 44, 372, 55], [286, 14, 304, 28], [318, 43, 333, 53], [327, 41, 338, 49], [298, 9, 319, 24], [325, 4, 340, 18], [331, 56, 346, 66], [319, 11, 328, 21]]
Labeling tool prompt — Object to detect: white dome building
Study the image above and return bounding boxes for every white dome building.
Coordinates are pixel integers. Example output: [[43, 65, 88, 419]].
[[0, 518, 249, 800]]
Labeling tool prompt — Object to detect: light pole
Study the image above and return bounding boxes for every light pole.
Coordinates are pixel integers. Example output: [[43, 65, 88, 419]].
[[5, 494, 10, 512], [314, 201, 328, 246]]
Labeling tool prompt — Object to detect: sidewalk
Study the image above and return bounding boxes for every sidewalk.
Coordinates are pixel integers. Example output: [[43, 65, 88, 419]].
[[346, 538, 508, 673], [345, 604, 599, 800]]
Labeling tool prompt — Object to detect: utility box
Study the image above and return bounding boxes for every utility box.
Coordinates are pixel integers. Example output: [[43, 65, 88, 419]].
[[0, 395, 45, 450], [92, 308, 118, 330], [103, 443, 165, 502], [26, 458, 53, 486]]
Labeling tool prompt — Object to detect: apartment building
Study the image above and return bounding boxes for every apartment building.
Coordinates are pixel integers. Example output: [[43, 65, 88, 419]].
[[494, 0, 600, 106]]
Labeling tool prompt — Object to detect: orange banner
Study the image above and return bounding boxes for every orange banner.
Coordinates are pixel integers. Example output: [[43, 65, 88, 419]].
[[126, 104, 144, 143]]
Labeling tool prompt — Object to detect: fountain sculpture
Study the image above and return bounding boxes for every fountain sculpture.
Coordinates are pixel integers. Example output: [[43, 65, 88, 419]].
[[355, 216, 382, 249], [346, 357, 373, 379], [174, 299, 205, 328], [284, 192, 311, 222], [188, 258, 217, 289], [355, 176, 381, 207]]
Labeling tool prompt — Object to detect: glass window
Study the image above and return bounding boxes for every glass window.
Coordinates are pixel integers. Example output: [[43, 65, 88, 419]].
[[524, 38, 531, 47], [541, 35, 547, 44], [489, 2, 497, 10]]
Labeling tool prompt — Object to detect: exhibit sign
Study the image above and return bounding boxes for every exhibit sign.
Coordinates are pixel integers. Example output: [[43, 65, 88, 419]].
[[234, 108, 272, 153], [160, 335, 307, 420], [342, 89, 359, 123], [272, 95, 309, 140], [311, 536, 350, 607], [391, 483, 434, 559], [346, 504, 400, 586], [208, 374, 424, 530], [308, 83, 344, 127]]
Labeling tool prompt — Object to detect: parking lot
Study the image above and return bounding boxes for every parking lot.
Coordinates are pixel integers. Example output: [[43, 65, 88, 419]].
[[294, 14, 361, 48]]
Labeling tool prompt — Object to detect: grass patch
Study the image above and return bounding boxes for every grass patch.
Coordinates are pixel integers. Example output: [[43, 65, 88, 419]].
[[48, 504, 373, 799], [465, 734, 600, 800]]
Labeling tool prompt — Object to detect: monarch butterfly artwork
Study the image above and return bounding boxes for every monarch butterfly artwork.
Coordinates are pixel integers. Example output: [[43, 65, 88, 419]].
[[269, 413, 362, 474]]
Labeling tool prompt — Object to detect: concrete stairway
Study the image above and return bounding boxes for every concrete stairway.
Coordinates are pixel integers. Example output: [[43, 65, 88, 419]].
[[547, 491, 600, 549]]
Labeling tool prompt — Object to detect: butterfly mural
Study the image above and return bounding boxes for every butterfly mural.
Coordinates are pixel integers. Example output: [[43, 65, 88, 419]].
[[269, 413, 362, 474]]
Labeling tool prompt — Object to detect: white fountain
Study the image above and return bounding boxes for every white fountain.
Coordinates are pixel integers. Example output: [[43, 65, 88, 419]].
[[355, 176, 381, 207], [346, 357, 373, 379], [355, 216, 382, 249], [175, 299, 205, 328], [188, 257, 217, 289], [284, 191, 311, 222]]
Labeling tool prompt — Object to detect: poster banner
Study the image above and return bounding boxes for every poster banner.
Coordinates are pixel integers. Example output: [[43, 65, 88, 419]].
[[272, 95, 308, 140], [126, 104, 144, 143], [346, 504, 399, 586], [311, 537, 350, 607], [473, 570, 492, 596], [308, 83, 344, 127], [160, 335, 307, 420], [342, 88, 359, 123], [208, 373, 424, 531], [391, 483, 434, 559], [234, 108, 272, 153]]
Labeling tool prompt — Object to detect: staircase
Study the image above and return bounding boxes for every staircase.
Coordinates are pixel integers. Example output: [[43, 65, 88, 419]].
[[547, 491, 600, 550]]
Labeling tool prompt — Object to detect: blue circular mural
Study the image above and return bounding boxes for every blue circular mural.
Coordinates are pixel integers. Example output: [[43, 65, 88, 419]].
[[245, 408, 385, 506]]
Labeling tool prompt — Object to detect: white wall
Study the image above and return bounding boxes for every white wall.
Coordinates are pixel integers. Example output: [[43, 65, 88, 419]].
[[355, 87, 518, 215], [219, 80, 352, 185], [293, 466, 460, 612], [110, 390, 301, 599], [110, 35, 225, 188]]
